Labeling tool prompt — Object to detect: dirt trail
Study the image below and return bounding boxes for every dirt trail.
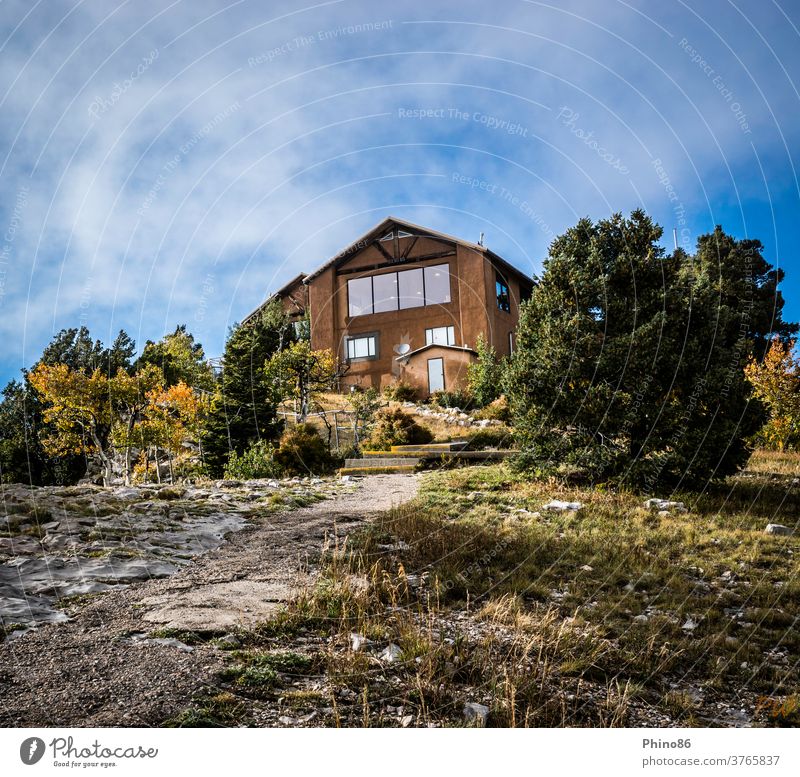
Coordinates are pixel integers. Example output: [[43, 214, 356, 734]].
[[0, 474, 418, 726]]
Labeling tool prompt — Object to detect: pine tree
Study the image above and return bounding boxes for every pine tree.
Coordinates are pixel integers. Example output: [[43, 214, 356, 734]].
[[506, 212, 796, 487], [202, 302, 294, 475]]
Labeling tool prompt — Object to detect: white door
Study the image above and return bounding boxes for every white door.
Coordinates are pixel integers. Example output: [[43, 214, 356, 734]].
[[427, 358, 445, 394]]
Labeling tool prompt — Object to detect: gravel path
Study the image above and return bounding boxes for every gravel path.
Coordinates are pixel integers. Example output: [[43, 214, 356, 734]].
[[0, 474, 418, 727]]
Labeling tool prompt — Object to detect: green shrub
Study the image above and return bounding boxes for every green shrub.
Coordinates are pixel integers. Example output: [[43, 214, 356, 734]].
[[383, 381, 417, 402], [366, 408, 434, 450], [224, 440, 279, 480], [273, 423, 334, 475], [466, 427, 515, 450], [473, 395, 511, 422], [467, 334, 506, 407], [430, 389, 472, 410]]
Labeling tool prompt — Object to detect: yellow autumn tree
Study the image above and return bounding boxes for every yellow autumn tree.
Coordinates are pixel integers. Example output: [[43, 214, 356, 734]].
[[109, 364, 165, 482], [745, 338, 800, 451], [264, 342, 345, 422], [142, 381, 203, 481], [28, 364, 115, 484]]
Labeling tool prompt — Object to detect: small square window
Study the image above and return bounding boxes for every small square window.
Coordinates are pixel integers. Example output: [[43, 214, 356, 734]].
[[346, 334, 377, 360], [425, 325, 455, 346]]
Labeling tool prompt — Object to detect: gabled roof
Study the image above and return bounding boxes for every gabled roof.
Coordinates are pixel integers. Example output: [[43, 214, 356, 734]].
[[303, 216, 533, 286], [395, 343, 478, 362], [242, 272, 306, 325]]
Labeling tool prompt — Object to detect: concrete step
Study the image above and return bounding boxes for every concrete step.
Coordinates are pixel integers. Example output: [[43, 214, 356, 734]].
[[344, 457, 420, 468], [390, 441, 469, 453], [338, 464, 417, 476], [362, 450, 423, 458]]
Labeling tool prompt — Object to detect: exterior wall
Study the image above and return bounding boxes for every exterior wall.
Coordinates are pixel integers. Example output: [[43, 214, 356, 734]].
[[277, 277, 308, 320], [305, 227, 530, 393], [481, 259, 528, 357]]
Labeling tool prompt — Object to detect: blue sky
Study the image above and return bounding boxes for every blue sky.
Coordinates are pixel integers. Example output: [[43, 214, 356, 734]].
[[0, 0, 798, 385]]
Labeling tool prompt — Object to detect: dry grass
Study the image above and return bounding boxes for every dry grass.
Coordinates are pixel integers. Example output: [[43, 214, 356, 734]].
[[172, 448, 800, 728]]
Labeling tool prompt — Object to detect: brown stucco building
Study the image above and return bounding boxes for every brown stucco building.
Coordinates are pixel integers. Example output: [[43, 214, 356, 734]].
[[248, 217, 533, 397]]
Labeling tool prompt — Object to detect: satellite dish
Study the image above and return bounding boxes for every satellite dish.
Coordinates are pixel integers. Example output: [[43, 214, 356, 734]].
[[394, 343, 411, 355]]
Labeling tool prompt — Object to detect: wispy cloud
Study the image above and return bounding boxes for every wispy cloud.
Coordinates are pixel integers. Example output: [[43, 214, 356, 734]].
[[1, 0, 798, 382]]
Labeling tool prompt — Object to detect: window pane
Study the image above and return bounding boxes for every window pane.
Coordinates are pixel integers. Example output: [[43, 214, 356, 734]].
[[426, 326, 455, 346], [348, 277, 373, 317], [372, 272, 398, 312], [424, 264, 451, 305], [398, 268, 425, 309], [496, 277, 510, 312], [347, 335, 376, 359]]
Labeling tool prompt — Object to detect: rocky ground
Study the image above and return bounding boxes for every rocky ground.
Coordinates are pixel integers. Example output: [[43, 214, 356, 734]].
[[0, 474, 417, 726]]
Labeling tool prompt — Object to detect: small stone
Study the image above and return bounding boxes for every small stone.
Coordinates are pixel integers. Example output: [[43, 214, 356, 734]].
[[400, 714, 413, 727], [682, 618, 698, 632], [380, 643, 403, 663], [542, 500, 583, 512], [340, 475, 353, 483], [463, 702, 489, 727], [579, 564, 593, 572], [350, 633, 372, 652], [216, 634, 241, 650], [278, 716, 294, 725], [765, 524, 793, 536]]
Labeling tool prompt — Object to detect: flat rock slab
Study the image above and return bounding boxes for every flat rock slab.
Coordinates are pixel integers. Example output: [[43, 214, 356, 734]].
[[139, 580, 296, 630]]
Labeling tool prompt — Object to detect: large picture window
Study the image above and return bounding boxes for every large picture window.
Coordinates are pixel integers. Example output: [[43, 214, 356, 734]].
[[424, 265, 451, 304], [372, 272, 398, 313], [346, 264, 451, 317], [398, 268, 425, 309], [348, 276, 373, 317]]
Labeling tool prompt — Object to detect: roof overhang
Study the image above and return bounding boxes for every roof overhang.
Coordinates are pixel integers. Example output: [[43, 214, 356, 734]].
[[395, 343, 478, 362]]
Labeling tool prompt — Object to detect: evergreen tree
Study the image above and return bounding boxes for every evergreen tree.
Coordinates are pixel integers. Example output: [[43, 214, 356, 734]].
[[506, 211, 796, 488], [202, 302, 294, 475]]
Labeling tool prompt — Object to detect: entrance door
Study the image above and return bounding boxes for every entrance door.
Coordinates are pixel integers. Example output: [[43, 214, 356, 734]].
[[427, 357, 445, 394]]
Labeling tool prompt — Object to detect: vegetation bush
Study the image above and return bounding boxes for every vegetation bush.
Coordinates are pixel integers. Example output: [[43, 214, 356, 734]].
[[465, 427, 514, 450], [366, 408, 434, 450], [467, 335, 506, 407], [273, 423, 335, 475], [383, 381, 417, 402], [473, 395, 511, 422], [224, 440, 279, 480], [429, 389, 472, 410]]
